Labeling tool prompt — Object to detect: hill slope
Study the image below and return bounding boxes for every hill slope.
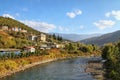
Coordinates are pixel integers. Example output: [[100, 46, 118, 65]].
[[0, 17, 42, 48], [0, 17, 64, 48], [81, 30, 120, 45], [0, 16, 40, 34], [0, 30, 16, 48]]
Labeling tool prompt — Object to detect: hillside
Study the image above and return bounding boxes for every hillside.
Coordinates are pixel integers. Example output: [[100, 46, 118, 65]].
[[0, 30, 16, 48], [0, 16, 40, 34], [0, 17, 43, 48], [81, 30, 120, 45], [0, 17, 65, 48]]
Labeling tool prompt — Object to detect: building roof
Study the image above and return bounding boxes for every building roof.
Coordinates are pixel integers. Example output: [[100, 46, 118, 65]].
[[24, 46, 35, 49]]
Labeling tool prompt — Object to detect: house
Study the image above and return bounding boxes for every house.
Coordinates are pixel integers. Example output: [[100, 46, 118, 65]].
[[55, 44, 65, 48], [28, 35, 37, 41], [37, 33, 46, 42], [12, 27, 17, 31], [0, 26, 8, 30], [12, 27, 23, 32], [20, 29, 27, 33], [11, 27, 27, 33], [24, 46, 35, 53], [0, 26, 28, 33], [28, 33, 46, 42], [49, 44, 56, 48], [40, 44, 47, 50], [12, 27, 18, 31]]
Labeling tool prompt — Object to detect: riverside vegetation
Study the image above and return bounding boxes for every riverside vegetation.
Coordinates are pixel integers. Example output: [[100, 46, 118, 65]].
[[102, 41, 120, 80], [0, 43, 101, 78]]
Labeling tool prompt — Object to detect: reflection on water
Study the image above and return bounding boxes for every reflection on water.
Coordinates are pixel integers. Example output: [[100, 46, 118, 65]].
[[2, 57, 100, 80]]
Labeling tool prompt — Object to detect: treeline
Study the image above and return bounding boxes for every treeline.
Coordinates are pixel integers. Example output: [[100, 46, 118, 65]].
[[102, 41, 120, 80], [65, 42, 100, 55], [46, 34, 63, 43], [0, 42, 100, 60]]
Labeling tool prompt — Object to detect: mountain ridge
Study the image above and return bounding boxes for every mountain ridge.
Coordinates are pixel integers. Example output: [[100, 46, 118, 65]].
[[81, 30, 120, 45], [50, 33, 102, 42]]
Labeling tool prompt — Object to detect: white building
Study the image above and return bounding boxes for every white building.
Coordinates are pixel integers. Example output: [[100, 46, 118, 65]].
[[20, 30, 27, 33], [55, 44, 65, 48], [24, 46, 35, 53], [28, 35, 37, 41], [0, 26, 8, 30], [12, 27, 20, 32], [37, 33, 46, 42]]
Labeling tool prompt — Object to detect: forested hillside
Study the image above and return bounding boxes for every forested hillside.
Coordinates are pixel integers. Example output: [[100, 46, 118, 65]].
[[0, 16, 40, 34], [0, 30, 16, 48], [0, 17, 64, 48], [81, 30, 120, 46]]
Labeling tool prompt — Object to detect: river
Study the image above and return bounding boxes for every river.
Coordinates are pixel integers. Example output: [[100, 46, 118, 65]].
[[2, 57, 100, 80]]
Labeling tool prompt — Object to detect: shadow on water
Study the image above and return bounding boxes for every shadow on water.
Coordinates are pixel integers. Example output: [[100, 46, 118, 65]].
[[2, 57, 100, 80]]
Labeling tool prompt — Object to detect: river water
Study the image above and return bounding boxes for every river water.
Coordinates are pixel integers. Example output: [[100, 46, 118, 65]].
[[2, 57, 100, 80]]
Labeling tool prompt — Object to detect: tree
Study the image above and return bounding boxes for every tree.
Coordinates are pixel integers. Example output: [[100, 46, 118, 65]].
[[102, 42, 120, 79], [65, 43, 77, 51], [53, 34, 56, 40]]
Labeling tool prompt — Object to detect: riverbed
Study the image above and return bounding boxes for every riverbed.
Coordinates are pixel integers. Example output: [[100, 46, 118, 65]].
[[1, 57, 101, 80]]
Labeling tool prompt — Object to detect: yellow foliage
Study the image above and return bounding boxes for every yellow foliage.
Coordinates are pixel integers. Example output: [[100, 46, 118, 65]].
[[0, 60, 18, 76], [0, 62, 7, 74], [19, 59, 29, 66], [4, 60, 18, 70]]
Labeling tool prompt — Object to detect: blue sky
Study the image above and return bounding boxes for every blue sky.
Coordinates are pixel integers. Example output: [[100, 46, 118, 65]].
[[0, 0, 120, 34]]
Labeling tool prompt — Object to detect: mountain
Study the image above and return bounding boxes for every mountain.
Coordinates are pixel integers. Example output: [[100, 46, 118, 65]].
[[81, 30, 120, 46], [50, 33, 102, 42]]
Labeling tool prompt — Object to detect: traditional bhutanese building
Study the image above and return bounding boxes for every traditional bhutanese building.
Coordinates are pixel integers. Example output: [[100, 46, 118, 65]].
[[37, 33, 46, 42]]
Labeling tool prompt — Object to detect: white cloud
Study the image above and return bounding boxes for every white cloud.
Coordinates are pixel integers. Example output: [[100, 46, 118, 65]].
[[75, 10, 82, 15], [66, 12, 76, 18], [65, 28, 69, 31], [22, 8, 28, 12], [66, 9, 82, 18], [2, 14, 15, 19], [105, 10, 120, 20], [15, 13, 20, 17], [105, 12, 111, 17], [21, 20, 56, 33], [59, 26, 64, 31], [58, 26, 69, 32], [80, 25, 84, 29], [93, 20, 115, 30]]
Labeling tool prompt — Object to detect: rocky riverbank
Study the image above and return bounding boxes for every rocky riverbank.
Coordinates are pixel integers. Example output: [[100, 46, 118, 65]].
[[85, 58, 105, 80]]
